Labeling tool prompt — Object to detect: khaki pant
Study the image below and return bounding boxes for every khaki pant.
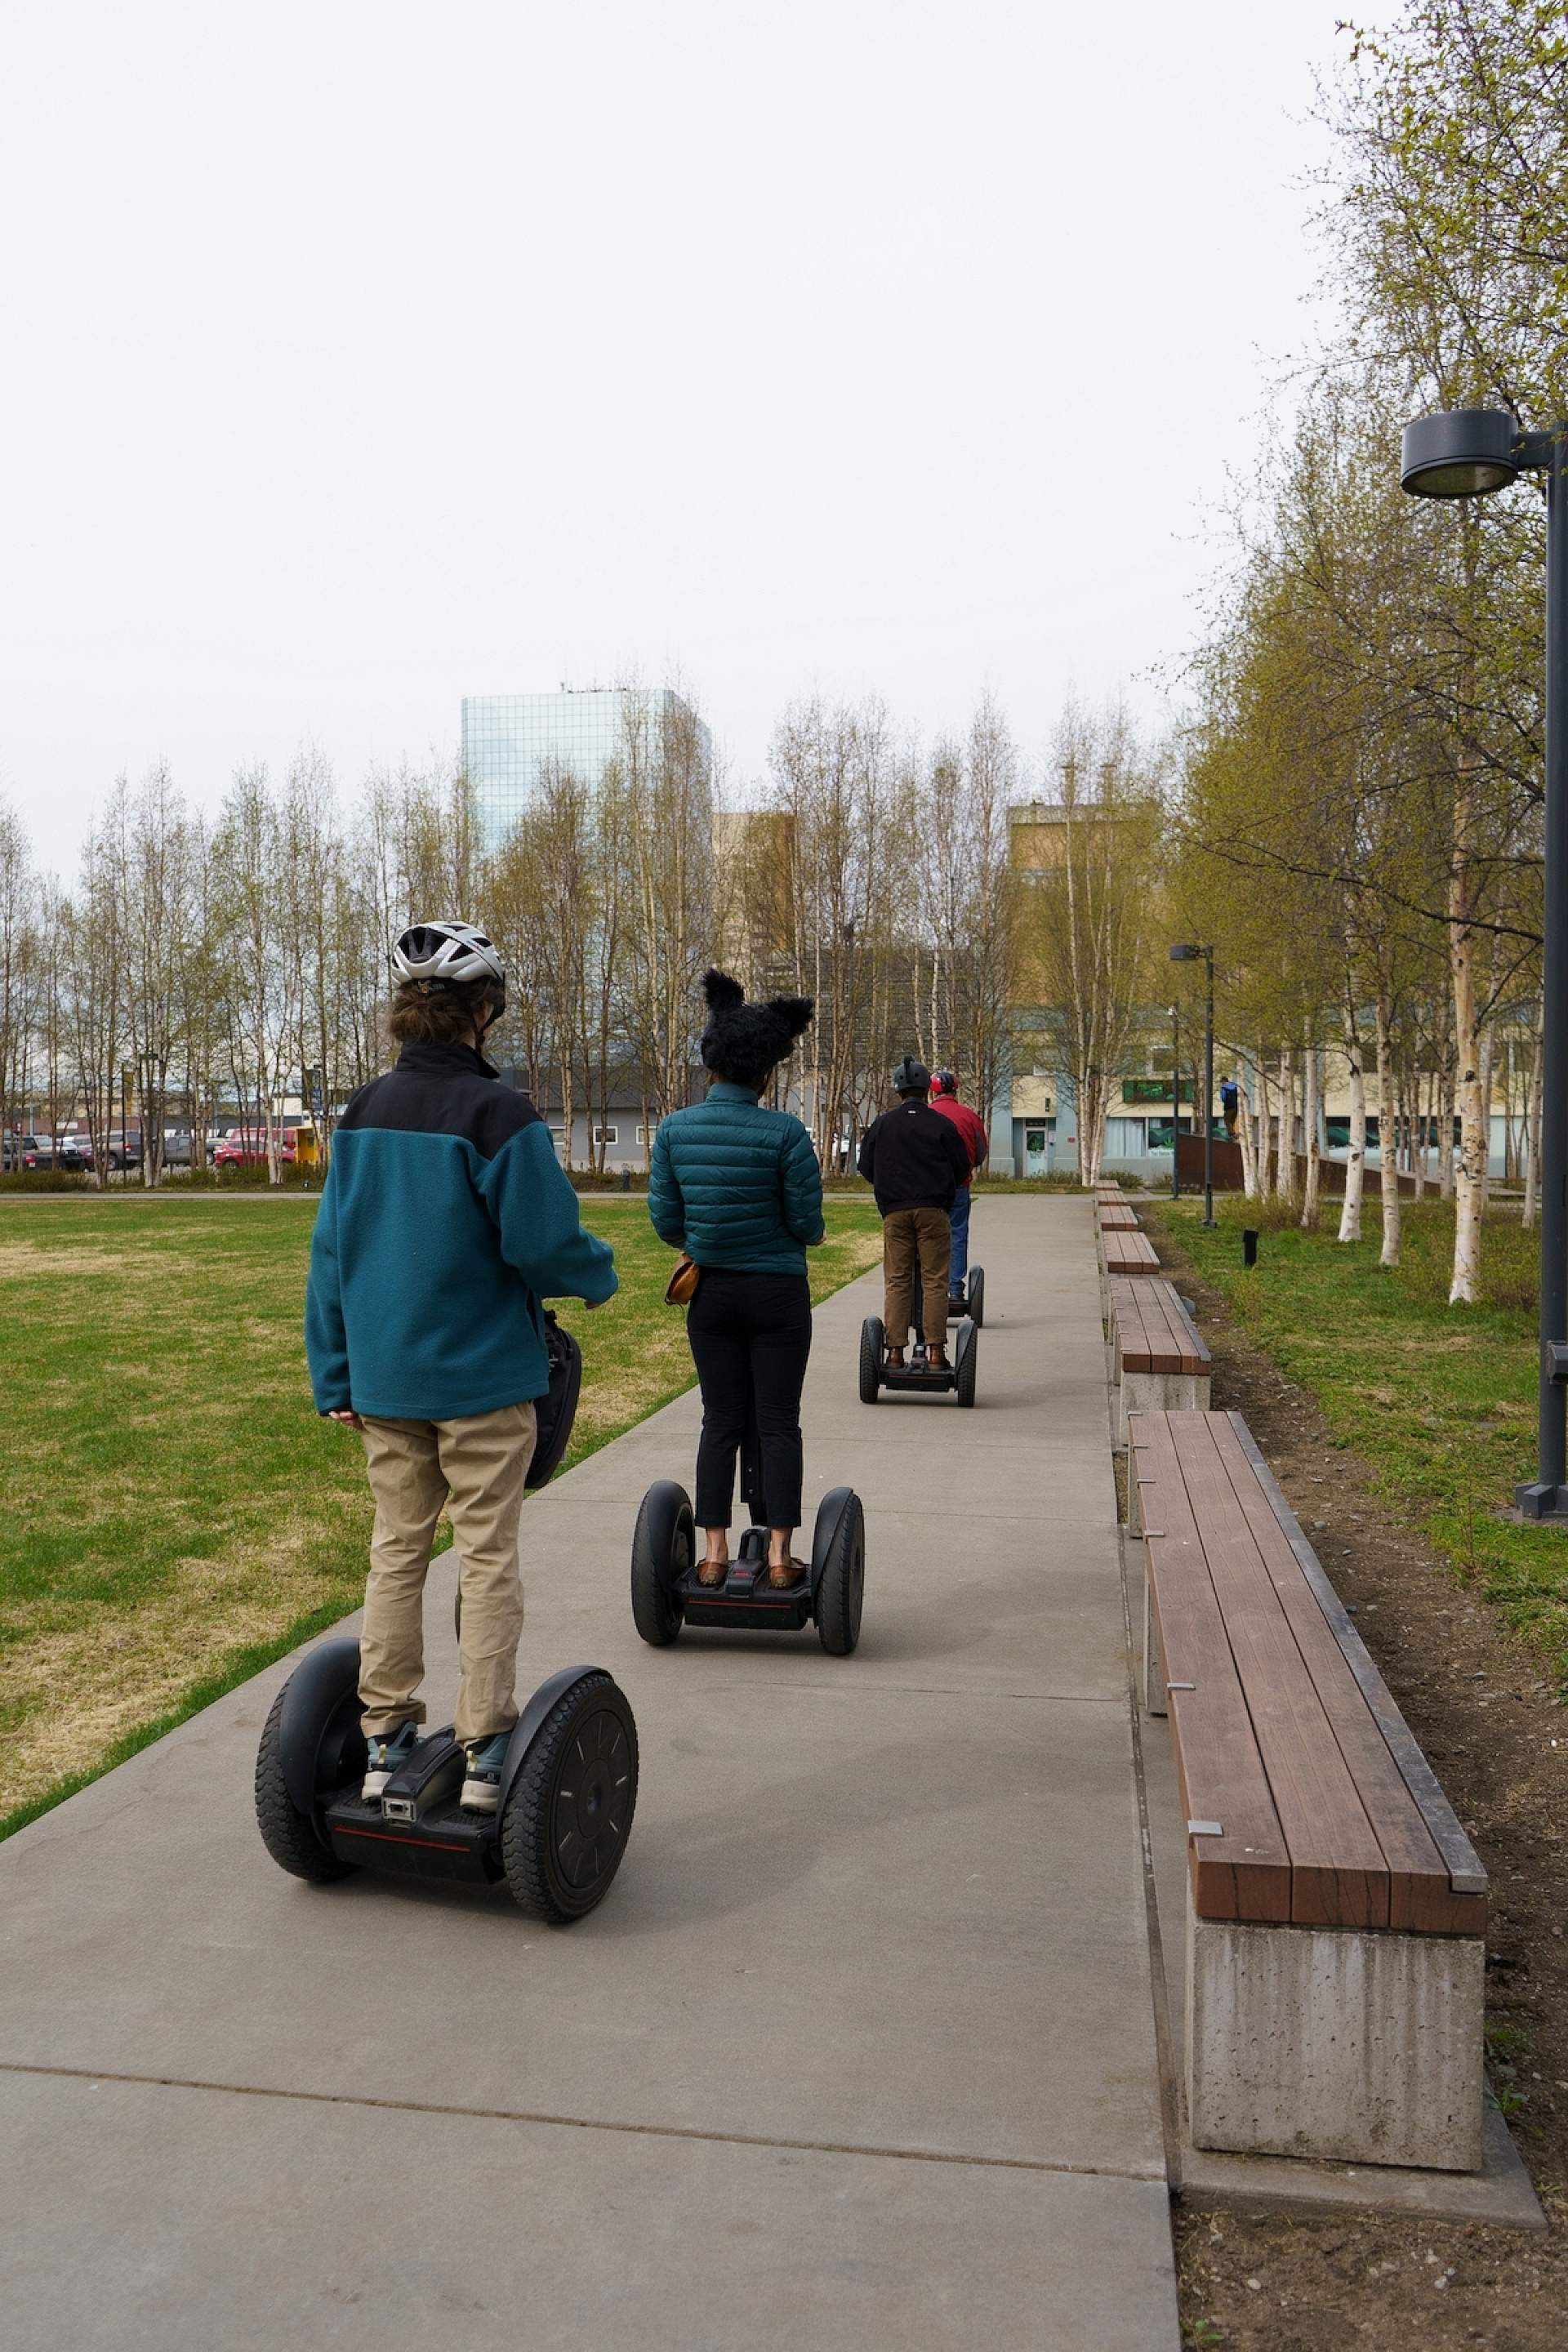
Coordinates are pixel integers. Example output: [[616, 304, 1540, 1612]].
[[358, 1402, 537, 1747], [883, 1206, 951, 1349]]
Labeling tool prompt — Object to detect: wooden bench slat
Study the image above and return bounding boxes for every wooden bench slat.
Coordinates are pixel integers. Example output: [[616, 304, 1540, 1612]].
[[1131, 1411, 1293, 1921], [1107, 1276, 1207, 1376], [1205, 1416, 1477, 1935], [1167, 1415, 1391, 1928], [1102, 1231, 1160, 1276], [1226, 1416, 1490, 1923]]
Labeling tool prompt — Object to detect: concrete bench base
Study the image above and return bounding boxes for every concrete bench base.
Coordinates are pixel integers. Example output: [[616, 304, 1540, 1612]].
[[1187, 1910, 1486, 2172], [1117, 1365, 1211, 1446]]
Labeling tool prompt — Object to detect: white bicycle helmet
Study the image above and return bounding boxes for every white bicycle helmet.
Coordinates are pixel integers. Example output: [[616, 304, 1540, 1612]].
[[392, 920, 506, 1014]]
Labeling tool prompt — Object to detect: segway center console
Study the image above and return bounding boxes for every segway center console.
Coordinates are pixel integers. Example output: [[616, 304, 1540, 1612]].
[[860, 1263, 978, 1406], [630, 1426, 864, 1655]]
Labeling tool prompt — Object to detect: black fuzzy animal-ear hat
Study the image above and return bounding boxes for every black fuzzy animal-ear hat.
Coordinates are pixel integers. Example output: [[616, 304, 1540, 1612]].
[[700, 968, 814, 1084]]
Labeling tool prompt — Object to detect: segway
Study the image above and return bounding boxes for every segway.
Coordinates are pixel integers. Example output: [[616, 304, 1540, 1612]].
[[947, 1264, 985, 1327], [255, 1312, 637, 1922], [630, 1418, 864, 1655], [256, 1646, 636, 1919], [860, 1263, 978, 1406]]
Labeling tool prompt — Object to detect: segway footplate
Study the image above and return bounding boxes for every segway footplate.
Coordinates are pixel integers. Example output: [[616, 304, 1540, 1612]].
[[673, 1557, 815, 1632]]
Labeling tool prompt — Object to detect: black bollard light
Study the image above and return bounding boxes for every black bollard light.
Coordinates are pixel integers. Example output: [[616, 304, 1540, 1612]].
[[1243, 1229, 1259, 1269]]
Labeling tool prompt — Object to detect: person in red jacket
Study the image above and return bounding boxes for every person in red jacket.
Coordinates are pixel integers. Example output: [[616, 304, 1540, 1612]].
[[929, 1071, 987, 1300]]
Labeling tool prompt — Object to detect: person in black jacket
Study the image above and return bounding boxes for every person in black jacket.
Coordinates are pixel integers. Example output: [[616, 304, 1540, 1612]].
[[857, 1056, 971, 1368]]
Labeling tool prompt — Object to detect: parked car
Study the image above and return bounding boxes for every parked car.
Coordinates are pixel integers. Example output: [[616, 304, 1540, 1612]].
[[214, 1128, 298, 1169], [161, 1129, 194, 1169], [56, 1129, 145, 1174], [16, 1134, 56, 1170]]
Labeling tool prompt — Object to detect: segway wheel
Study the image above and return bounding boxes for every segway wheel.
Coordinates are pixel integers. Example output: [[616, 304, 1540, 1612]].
[[814, 1488, 865, 1656], [501, 1672, 639, 1922], [968, 1267, 985, 1329], [254, 1684, 356, 1884], [630, 1479, 691, 1646], [859, 1316, 884, 1405], [956, 1325, 978, 1409]]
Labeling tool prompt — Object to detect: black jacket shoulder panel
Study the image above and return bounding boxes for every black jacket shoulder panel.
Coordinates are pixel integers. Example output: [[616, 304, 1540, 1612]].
[[336, 1047, 541, 1160]]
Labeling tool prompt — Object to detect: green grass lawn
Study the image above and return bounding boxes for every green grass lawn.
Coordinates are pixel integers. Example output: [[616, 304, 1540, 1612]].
[[0, 1196, 882, 1838], [1140, 1194, 1568, 1687]]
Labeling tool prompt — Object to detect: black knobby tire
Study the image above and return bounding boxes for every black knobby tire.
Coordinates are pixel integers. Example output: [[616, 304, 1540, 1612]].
[[254, 1684, 355, 1883], [956, 1325, 978, 1409], [815, 1491, 865, 1656], [501, 1673, 639, 1922], [968, 1267, 985, 1328], [630, 1482, 690, 1646], [858, 1316, 884, 1405]]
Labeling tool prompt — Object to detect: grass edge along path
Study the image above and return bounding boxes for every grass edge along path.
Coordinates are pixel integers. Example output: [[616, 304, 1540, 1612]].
[[0, 1197, 881, 1844], [1139, 1194, 1568, 1693]]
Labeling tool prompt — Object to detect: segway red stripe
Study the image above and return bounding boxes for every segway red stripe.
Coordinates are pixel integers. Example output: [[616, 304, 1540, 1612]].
[[335, 1824, 468, 1852]]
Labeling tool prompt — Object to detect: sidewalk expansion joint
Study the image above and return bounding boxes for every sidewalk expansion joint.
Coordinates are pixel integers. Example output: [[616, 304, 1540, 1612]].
[[673, 1683, 1125, 1704], [0, 2060, 1165, 2185]]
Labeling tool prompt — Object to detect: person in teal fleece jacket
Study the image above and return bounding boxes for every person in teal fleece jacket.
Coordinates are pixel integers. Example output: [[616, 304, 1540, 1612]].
[[649, 969, 822, 1590], [305, 919, 617, 1815]]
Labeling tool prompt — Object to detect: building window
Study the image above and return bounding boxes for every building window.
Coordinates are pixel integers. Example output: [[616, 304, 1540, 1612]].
[[636, 1123, 657, 1143], [592, 1125, 619, 1146]]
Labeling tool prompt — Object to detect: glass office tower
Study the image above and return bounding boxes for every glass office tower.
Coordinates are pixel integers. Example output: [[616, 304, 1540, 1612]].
[[461, 688, 711, 847]]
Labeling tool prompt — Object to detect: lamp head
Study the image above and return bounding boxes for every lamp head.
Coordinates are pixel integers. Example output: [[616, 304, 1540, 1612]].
[[1169, 943, 1200, 963], [1401, 408, 1519, 499]]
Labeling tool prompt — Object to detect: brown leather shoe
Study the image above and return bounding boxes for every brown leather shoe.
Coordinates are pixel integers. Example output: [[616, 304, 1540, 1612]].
[[697, 1557, 728, 1587], [767, 1557, 807, 1588]]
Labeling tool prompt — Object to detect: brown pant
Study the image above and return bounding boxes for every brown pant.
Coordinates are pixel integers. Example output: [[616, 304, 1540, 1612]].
[[358, 1402, 537, 1746], [883, 1206, 951, 1349]]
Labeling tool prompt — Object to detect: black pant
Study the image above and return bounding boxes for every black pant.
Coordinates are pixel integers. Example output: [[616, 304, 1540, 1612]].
[[688, 1270, 813, 1530]]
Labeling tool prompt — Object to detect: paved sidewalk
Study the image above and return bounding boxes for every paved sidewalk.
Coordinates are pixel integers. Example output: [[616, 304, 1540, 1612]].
[[0, 1197, 1178, 2349]]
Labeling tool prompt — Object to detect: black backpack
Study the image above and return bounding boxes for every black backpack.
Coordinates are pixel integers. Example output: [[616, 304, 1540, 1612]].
[[526, 1312, 582, 1490]]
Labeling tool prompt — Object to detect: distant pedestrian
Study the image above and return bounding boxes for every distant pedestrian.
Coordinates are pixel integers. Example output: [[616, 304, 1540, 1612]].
[[857, 1057, 971, 1370], [1220, 1077, 1240, 1138], [929, 1069, 987, 1298]]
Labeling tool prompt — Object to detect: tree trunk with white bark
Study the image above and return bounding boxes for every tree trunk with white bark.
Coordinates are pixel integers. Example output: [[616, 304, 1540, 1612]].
[[1374, 976, 1401, 1269], [1339, 1001, 1366, 1244]]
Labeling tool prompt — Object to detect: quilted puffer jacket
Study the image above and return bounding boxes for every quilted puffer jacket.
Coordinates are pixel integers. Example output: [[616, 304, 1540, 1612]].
[[648, 1081, 825, 1275]]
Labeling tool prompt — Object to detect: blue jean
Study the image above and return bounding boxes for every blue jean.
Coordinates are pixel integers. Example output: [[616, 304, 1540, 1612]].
[[948, 1184, 972, 1286]]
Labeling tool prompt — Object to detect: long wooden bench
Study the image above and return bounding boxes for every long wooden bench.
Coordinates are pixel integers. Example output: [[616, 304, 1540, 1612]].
[[1107, 1276, 1210, 1442], [1130, 1407, 1487, 2172], [1100, 1227, 1160, 1276]]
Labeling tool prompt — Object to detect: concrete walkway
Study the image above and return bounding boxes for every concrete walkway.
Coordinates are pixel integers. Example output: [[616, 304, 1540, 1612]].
[[0, 1197, 1178, 2349]]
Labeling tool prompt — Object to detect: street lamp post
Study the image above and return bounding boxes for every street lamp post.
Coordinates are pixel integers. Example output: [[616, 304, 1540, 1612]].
[[1170, 944, 1215, 1226], [1168, 1002, 1181, 1200], [1402, 408, 1566, 1517], [1170, 1006, 1184, 1204]]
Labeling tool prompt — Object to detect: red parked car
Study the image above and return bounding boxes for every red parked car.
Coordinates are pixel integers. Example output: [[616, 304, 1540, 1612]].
[[214, 1128, 298, 1169]]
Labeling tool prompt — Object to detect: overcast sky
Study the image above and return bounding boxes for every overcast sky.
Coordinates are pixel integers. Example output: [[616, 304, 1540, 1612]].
[[0, 1, 1343, 872]]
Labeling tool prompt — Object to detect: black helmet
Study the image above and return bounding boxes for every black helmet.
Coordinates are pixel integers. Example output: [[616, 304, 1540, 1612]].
[[892, 1054, 929, 1095]]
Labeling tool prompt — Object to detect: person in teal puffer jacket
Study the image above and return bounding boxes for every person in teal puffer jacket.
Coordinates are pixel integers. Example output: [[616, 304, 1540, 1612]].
[[649, 970, 822, 1588]]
